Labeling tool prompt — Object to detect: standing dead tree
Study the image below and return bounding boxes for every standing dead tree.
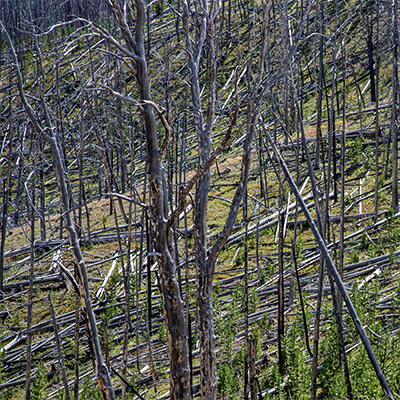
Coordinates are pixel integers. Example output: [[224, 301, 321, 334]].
[[94, 1, 192, 398], [391, 0, 399, 214], [181, 2, 219, 398], [2, 23, 116, 400]]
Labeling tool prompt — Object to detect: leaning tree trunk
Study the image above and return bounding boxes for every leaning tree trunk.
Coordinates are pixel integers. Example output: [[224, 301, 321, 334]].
[[262, 122, 394, 400], [4, 24, 116, 400]]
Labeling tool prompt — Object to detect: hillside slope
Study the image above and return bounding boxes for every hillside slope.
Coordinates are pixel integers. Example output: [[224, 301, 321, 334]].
[[1, 0, 400, 399]]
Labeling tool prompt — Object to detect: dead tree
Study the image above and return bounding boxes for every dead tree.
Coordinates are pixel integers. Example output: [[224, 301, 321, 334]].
[[181, 2, 219, 398], [99, 1, 192, 398], [2, 24, 116, 400], [391, 0, 399, 214]]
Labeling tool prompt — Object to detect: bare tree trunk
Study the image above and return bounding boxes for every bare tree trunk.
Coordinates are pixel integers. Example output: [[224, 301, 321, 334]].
[[249, 337, 256, 400], [374, 1, 380, 223], [106, 2, 191, 398], [0, 122, 12, 298], [244, 192, 249, 399], [48, 293, 71, 400], [74, 268, 80, 400], [262, 121, 395, 400], [25, 170, 35, 400], [121, 198, 134, 400], [311, 256, 324, 400], [182, 1, 218, 398], [328, 7, 352, 396], [4, 25, 116, 400], [340, 37, 347, 305], [291, 241, 313, 357], [39, 141, 46, 242], [364, 3, 376, 104], [277, 206, 285, 376], [314, 0, 325, 170], [392, 0, 399, 214]]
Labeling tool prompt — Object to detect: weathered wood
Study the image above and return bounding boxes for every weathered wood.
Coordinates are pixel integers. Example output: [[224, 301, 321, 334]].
[[48, 293, 71, 400], [262, 120, 394, 400], [105, 2, 191, 398], [4, 26, 116, 400]]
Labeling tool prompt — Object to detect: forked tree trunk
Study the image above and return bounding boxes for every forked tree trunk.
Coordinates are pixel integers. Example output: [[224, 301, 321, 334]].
[[107, 1, 191, 398], [182, 1, 217, 398]]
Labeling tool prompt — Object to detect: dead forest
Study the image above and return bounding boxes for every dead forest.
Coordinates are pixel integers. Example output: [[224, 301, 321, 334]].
[[2, 0, 400, 399]]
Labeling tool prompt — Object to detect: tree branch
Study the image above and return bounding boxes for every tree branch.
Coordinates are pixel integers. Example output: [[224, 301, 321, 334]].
[[166, 102, 240, 231]]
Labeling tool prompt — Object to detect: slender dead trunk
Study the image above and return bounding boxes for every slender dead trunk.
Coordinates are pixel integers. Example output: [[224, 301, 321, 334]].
[[314, 0, 324, 170], [311, 256, 324, 400], [48, 293, 71, 400], [262, 120, 394, 400], [4, 25, 116, 400], [249, 337, 256, 400], [25, 170, 35, 400], [365, 7, 376, 104], [291, 242, 313, 358], [374, 2, 380, 223], [392, 0, 399, 214], [73, 268, 80, 400], [183, 2, 217, 397], [0, 122, 12, 298], [277, 204, 285, 376], [48, 133, 116, 399], [328, 7, 352, 396], [121, 198, 134, 400], [340, 37, 347, 304], [244, 192, 249, 399]]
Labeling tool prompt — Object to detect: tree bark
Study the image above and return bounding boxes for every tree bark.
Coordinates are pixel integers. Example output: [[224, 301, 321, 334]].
[[182, 1, 217, 398], [0, 122, 12, 298], [106, 2, 191, 398], [48, 293, 71, 400], [277, 210, 285, 376], [25, 171, 35, 400], [314, 0, 325, 170]]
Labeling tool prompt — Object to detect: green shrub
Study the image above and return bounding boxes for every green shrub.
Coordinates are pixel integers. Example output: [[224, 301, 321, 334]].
[[31, 360, 47, 400]]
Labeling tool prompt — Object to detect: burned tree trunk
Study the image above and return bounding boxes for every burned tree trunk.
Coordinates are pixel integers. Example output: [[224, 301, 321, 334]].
[[391, 0, 399, 214], [106, 1, 191, 398], [4, 24, 116, 400], [182, 1, 217, 398]]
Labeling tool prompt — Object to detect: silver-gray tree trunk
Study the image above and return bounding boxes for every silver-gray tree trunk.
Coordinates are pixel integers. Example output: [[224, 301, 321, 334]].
[[107, 1, 191, 398], [4, 25, 116, 400]]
